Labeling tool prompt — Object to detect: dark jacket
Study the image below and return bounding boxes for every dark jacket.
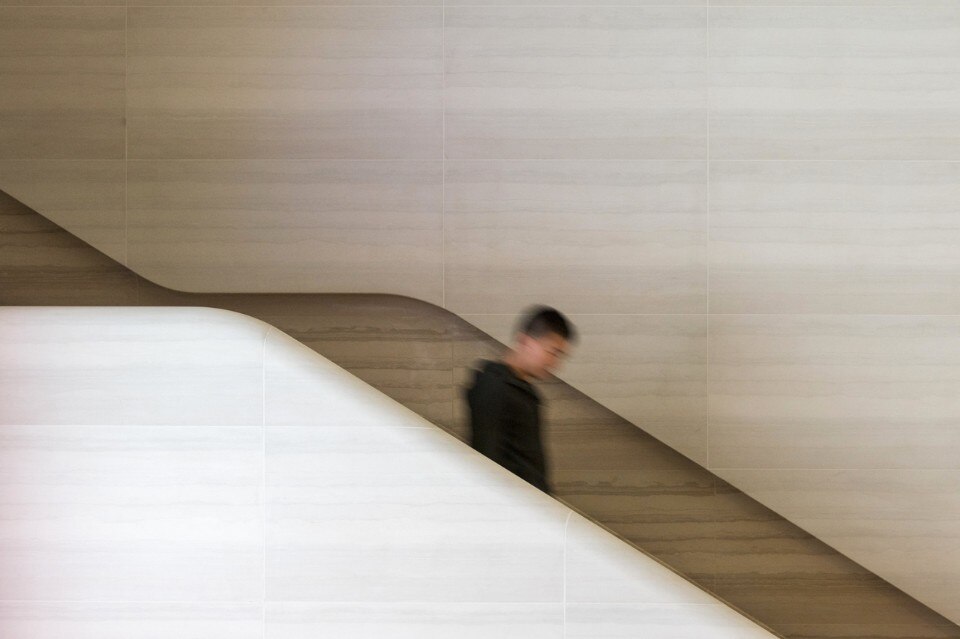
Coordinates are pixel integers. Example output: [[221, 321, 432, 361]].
[[465, 359, 550, 493]]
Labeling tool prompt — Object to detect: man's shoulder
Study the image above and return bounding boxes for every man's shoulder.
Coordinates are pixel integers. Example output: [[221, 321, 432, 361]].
[[468, 359, 508, 387], [476, 358, 507, 374], [472, 359, 540, 402]]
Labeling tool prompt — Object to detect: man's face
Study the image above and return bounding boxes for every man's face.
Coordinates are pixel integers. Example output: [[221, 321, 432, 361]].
[[518, 332, 571, 380]]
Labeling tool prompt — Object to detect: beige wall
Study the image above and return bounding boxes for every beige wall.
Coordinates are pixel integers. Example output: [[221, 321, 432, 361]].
[[2, 0, 960, 626], [0, 306, 777, 639]]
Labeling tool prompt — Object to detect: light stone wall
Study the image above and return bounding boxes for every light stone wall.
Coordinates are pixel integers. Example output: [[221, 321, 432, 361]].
[[0, 306, 776, 639], [2, 0, 960, 624]]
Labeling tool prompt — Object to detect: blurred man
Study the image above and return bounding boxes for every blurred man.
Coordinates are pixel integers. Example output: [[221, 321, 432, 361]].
[[465, 306, 576, 494]]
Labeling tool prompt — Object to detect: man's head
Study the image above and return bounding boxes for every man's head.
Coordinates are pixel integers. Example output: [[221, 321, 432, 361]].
[[510, 306, 576, 380]]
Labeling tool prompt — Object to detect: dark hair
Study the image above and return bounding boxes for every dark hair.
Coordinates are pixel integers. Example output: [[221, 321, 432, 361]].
[[516, 305, 577, 343]]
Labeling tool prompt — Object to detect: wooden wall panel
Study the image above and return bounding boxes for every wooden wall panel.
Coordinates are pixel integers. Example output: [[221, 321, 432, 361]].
[[444, 161, 708, 315], [126, 160, 443, 300], [444, 7, 707, 160], [0, 8, 124, 159], [126, 6, 442, 160], [710, 6, 960, 161]]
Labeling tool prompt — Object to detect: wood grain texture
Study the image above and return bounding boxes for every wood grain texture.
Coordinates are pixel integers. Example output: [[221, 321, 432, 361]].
[[3, 3, 960, 632], [127, 0, 439, 6], [710, 162, 960, 314], [0, 190, 137, 304], [717, 0, 954, 6], [0, 160, 126, 263], [461, 312, 710, 465], [126, 6, 442, 160], [0, 8, 124, 159], [0, 0, 124, 5], [711, 315, 960, 626], [710, 314, 960, 471], [4, 193, 960, 638], [447, 0, 702, 5], [444, 7, 708, 159], [126, 160, 443, 300], [710, 6, 960, 160], [444, 161, 708, 315]]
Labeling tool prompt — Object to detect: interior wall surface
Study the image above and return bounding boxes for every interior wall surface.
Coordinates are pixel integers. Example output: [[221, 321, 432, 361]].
[[2, 0, 960, 626], [0, 305, 780, 639], [5, 191, 960, 639]]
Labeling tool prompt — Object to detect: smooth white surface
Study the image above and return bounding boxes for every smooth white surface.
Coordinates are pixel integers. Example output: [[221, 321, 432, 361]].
[[0, 306, 265, 426], [0, 306, 774, 638], [265, 602, 564, 639], [0, 424, 263, 602], [0, 603, 262, 639]]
